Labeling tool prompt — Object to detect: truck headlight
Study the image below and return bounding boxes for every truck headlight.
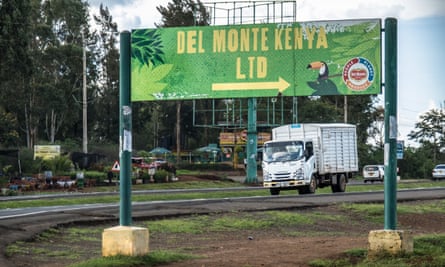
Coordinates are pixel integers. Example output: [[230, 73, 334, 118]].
[[295, 168, 304, 179], [263, 171, 271, 181]]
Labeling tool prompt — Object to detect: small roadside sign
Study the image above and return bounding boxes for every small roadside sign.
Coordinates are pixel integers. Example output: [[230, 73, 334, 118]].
[[397, 140, 404, 159], [111, 161, 120, 172]]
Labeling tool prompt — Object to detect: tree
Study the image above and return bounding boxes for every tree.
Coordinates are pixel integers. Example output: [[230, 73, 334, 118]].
[[29, 0, 92, 147], [345, 95, 378, 145], [0, 0, 33, 146], [366, 105, 385, 148], [156, 0, 210, 27], [0, 108, 20, 147], [0, 0, 92, 148], [0, 0, 33, 96], [91, 4, 120, 143], [40, 0, 91, 145], [156, 0, 210, 162], [398, 145, 435, 179], [408, 105, 445, 163], [297, 97, 342, 123]]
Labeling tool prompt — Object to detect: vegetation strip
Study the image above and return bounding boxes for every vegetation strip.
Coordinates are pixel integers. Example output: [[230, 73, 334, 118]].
[[1, 181, 445, 209]]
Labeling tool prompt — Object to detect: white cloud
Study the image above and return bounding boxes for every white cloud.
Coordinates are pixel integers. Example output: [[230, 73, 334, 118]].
[[88, 0, 445, 31], [109, 0, 165, 30], [298, 0, 445, 21], [428, 100, 439, 110]]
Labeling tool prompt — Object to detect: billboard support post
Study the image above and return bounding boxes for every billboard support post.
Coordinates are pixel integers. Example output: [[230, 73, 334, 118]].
[[102, 31, 149, 258], [383, 18, 397, 231], [119, 31, 132, 226], [245, 97, 258, 184], [367, 18, 412, 259]]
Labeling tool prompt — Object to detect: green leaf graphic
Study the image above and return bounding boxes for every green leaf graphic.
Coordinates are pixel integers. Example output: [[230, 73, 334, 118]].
[[131, 63, 173, 101], [131, 29, 165, 67]]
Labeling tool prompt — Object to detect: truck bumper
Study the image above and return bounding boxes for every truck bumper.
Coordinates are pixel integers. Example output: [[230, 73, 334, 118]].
[[263, 180, 306, 188]]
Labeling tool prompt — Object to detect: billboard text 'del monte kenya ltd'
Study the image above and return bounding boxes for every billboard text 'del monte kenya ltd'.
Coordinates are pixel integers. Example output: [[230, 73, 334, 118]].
[[131, 19, 381, 101]]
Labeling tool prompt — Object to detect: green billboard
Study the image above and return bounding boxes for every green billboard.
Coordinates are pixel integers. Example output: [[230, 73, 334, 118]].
[[131, 19, 381, 101]]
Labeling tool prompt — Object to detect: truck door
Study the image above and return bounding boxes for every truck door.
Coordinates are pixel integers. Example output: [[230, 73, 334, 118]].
[[305, 142, 313, 159], [304, 142, 315, 180]]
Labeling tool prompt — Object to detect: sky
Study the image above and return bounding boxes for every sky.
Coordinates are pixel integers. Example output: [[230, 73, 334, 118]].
[[87, 0, 445, 146]]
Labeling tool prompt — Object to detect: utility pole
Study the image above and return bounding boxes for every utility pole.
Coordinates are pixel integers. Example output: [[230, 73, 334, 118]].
[[82, 30, 88, 154]]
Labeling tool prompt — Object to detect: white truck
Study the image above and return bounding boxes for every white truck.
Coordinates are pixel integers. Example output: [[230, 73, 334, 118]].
[[262, 123, 358, 195]]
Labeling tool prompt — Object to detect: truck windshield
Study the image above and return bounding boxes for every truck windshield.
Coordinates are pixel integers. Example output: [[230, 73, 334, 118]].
[[263, 141, 304, 163]]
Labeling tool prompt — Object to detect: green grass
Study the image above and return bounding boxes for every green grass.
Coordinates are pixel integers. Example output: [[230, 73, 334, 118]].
[[65, 227, 103, 242], [341, 199, 445, 214], [140, 210, 349, 241], [0, 190, 267, 209], [144, 216, 206, 234], [308, 235, 445, 267], [338, 200, 445, 225], [68, 251, 197, 267], [6, 242, 82, 260], [7, 201, 445, 267], [142, 210, 344, 234], [1, 180, 445, 210], [317, 180, 445, 194], [397, 200, 445, 214]]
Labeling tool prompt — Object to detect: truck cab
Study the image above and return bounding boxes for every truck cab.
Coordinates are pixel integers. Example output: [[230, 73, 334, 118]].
[[262, 140, 316, 195]]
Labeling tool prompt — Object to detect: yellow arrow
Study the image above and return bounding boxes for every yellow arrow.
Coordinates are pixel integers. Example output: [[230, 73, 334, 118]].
[[212, 77, 290, 92]]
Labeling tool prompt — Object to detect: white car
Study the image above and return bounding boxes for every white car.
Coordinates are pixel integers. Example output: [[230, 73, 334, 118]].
[[432, 164, 445, 180], [363, 165, 384, 183]]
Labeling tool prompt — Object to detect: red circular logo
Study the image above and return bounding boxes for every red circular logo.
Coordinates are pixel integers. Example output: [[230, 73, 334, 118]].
[[342, 57, 375, 91]]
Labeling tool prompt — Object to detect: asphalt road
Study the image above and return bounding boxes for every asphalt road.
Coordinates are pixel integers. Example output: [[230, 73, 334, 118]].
[[1, 187, 445, 267]]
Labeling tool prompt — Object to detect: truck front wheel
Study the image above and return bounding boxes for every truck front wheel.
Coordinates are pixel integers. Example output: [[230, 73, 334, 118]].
[[270, 188, 280, 195], [298, 176, 316, 195]]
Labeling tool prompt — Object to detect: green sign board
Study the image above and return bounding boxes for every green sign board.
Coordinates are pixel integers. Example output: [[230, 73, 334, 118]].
[[131, 19, 381, 101]]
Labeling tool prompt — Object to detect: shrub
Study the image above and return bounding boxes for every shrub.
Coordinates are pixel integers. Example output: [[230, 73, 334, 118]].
[[154, 169, 169, 183], [177, 163, 234, 171], [41, 156, 73, 175]]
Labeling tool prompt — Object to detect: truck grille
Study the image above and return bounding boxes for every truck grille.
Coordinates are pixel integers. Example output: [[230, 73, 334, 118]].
[[271, 171, 292, 180]]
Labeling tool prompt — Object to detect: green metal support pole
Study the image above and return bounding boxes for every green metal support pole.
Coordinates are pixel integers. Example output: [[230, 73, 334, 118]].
[[245, 97, 258, 184], [384, 18, 398, 230], [119, 31, 132, 226]]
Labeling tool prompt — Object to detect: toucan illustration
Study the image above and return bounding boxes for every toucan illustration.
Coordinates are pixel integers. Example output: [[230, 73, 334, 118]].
[[306, 61, 341, 96]]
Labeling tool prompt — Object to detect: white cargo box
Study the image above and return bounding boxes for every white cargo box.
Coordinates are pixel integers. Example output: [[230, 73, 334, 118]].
[[271, 123, 358, 175]]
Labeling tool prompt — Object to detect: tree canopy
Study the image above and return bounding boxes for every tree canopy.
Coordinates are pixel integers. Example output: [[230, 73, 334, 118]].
[[156, 0, 210, 27], [409, 105, 445, 162]]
